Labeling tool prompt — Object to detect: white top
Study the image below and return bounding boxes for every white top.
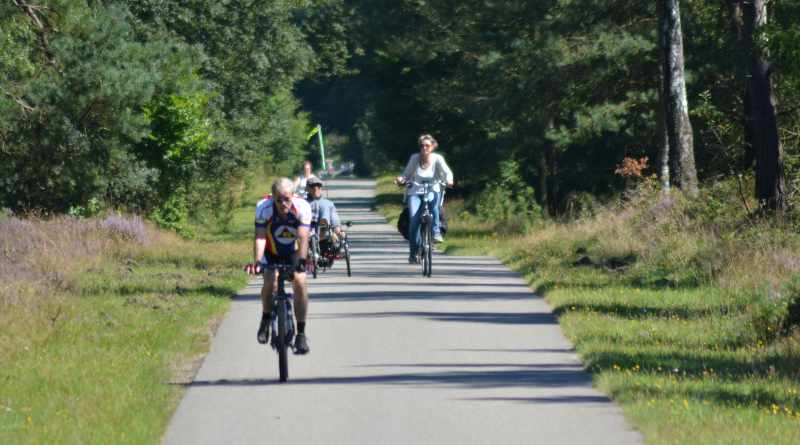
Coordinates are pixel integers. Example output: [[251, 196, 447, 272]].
[[400, 153, 453, 195], [294, 174, 313, 195]]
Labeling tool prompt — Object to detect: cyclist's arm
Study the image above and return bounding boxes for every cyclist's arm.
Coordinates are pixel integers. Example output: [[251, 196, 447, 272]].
[[396, 153, 419, 184], [295, 198, 312, 261], [297, 226, 309, 260], [329, 203, 341, 229], [436, 154, 454, 187], [254, 201, 270, 264], [254, 227, 267, 264]]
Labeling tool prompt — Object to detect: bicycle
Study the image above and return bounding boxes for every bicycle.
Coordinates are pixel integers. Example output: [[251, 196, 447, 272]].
[[408, 179, 445, 277], [310, 219, 353, 277], [267, 260, 296, 382]]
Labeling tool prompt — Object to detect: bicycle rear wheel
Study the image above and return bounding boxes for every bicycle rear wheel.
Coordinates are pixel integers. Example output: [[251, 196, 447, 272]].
[[276, 299, 289, 382]]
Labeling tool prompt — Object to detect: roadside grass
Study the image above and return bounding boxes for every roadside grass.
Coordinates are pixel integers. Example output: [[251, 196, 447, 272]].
[[374, 175, 404, 223], [0, 185, 264, 444], [375, 174, 800, 444]]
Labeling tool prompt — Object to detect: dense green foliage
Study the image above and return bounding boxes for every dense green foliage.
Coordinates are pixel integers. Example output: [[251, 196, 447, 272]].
[[5, 1, 798, 218], [298, 0, 800, 214], [0, 0, 324, 223]]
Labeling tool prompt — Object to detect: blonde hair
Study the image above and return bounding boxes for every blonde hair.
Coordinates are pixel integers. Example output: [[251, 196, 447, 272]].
[[418, 134, 438, 148]]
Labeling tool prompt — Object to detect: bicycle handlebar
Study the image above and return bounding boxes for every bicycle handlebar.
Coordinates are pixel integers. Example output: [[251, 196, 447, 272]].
[[407, 179, 448, 188]]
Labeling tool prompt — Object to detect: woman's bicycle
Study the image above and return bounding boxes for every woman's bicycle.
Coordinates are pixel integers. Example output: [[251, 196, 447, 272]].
[[409, 179, 445, 277], [269, 260, 296, 382]]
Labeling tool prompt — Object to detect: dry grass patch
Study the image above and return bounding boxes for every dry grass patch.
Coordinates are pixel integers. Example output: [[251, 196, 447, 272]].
[[0, 211, 249, 444]]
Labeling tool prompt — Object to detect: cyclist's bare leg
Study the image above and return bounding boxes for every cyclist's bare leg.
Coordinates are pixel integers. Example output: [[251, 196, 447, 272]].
[[291, 272, 308, 323], [261, 269, 277, 313]]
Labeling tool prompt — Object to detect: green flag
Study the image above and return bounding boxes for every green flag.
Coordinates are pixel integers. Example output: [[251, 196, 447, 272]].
[[306, 125, 319, 141]]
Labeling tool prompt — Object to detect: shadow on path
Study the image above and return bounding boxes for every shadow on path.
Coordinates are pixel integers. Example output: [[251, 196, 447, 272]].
[[183, 367, 592, 390], [313, 310, 557, 325]]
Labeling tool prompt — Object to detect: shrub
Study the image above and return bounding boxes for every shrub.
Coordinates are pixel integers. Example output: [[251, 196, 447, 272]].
[[563, 191, 600, 219], [149, 193, 194, 238], [474, 159, 543, 233]]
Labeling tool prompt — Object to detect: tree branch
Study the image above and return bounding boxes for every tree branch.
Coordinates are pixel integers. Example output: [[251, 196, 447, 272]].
[[1, 88, 35, 114], [12, 0, 56, 65]]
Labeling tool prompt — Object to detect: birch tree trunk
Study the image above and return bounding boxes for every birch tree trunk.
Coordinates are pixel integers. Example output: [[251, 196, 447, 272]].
[[659, 0, 698, 196], [657, 63, 670, 191]]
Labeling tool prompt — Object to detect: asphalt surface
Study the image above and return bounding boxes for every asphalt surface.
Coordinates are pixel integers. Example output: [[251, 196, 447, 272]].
[[164, 178, 642, 445]]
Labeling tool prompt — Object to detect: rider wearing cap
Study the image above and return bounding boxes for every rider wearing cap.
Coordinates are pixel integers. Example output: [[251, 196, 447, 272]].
[[305, 176, 345, 248], [246, 177, 312, 354]]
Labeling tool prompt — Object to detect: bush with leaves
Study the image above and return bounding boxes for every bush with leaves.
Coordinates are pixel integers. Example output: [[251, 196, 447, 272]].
[[474, 159, 543, 233]]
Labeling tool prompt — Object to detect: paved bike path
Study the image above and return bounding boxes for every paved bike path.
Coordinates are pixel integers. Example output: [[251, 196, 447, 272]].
[[164, 179, 641, 445]]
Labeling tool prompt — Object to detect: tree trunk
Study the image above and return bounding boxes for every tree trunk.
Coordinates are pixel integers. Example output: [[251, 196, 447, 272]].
[[537, 153, 548, 211], [659, 0, 698, 196], [656, 35, 670, 191], [729, 1, 756, 169], [544, 119, 559, 215], [740, 0, 786, 212]]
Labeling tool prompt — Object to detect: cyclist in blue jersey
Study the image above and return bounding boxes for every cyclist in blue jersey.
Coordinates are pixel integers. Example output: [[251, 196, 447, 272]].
[[245, 177, 313, 354]]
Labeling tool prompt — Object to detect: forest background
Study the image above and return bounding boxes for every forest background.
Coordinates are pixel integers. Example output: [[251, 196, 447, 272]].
[[4, 1, 799, 223], [3, 1, 800, 443]]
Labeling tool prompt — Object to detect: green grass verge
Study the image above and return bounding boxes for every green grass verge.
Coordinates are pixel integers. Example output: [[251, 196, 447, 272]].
[[375, 174, 800, 444], [0, 185, 265, 444]]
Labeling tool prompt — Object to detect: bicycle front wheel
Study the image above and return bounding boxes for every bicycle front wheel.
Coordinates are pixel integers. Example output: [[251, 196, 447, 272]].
[[310, 236, 320, 279], [425, 223, 433, 277], [419, 224, 429, 277], [276, 299, 289, 382], [344, 244, 351, 277]]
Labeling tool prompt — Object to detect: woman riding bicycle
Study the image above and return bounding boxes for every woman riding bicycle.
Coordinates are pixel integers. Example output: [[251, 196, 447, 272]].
[[394, 134, 454, 264]]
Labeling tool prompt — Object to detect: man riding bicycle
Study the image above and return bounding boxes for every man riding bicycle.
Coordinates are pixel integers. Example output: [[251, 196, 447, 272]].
[[245, 177, 312, 354]]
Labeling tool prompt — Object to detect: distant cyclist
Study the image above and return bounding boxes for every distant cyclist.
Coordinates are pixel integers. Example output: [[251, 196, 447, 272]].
[[293, 160, 315, 198], [395, 134, 454, 263], [245, 178, 312, 354]]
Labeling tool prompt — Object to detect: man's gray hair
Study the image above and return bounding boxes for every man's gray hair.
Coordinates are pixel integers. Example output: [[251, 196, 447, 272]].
[[271, 177, 294, 196]]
